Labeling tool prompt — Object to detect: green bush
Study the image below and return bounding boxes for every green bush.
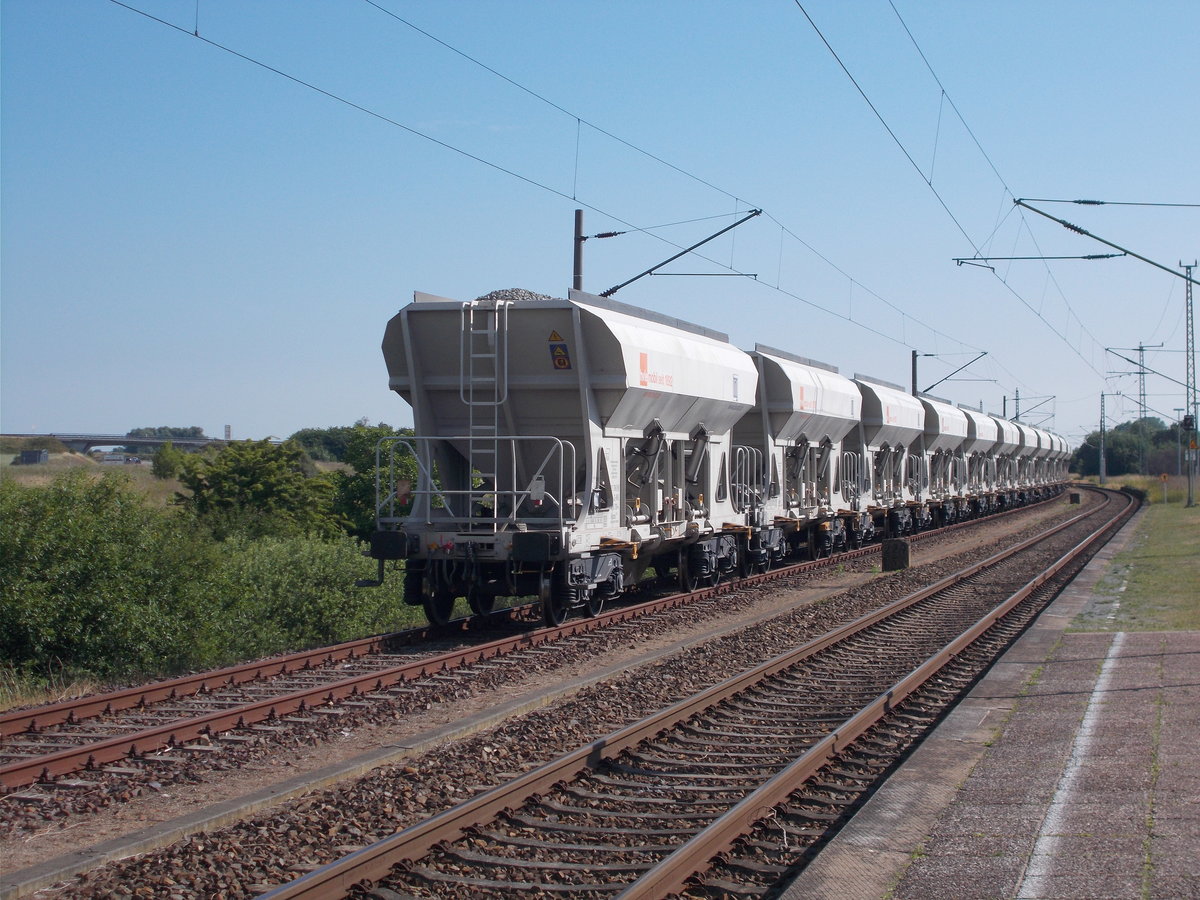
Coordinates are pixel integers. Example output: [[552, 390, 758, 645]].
[[176, 439, 343, 540], [206, 535, 412, 661], [151, 441, 186, 479], [0, 471, 217, 677], [329, 423, 417, 539], [0, 471, 417, 682]]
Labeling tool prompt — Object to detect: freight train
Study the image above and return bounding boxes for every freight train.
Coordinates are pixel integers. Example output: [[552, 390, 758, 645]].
[[363, 288, 1069, 627]]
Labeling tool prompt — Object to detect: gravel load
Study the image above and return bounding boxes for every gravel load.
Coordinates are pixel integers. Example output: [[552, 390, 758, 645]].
[[474, 288, 559, 304]]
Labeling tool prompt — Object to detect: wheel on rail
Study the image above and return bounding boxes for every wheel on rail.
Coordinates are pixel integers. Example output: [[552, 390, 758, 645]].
[[402, 568, 424, 607], [422, 586, 456, 627], [467, 587, 495, 616], [678, 551, 700, 592], [584, 587, 605, 617], [543, 568, 573, 626]]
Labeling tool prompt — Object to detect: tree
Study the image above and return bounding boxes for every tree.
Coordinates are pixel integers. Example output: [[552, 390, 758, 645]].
[[1069, 416, 1178, 477], [151, 441, 186, 479], [124, 425, 209, 454], [128, 426, 208, 439], [176, 439, 341, 539], [288, 424, 360, 462], [330, 423, 416, 539]]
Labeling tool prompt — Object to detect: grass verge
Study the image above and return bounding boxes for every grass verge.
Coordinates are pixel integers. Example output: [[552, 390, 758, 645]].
[[1075, 497, 1200, 631], [0, 665, 104, 713]]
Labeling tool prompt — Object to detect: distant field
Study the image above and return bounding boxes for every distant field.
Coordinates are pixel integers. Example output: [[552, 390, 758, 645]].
[[1074, 489, 1200, 632], [2, 452, 182, 506]]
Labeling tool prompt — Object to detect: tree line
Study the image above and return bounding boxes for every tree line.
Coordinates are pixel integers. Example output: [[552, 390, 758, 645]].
[[1069, 417, 1192, 478]]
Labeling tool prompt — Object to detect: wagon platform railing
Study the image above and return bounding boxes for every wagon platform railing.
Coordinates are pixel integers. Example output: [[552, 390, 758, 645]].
[[374, 435, 576, 534]]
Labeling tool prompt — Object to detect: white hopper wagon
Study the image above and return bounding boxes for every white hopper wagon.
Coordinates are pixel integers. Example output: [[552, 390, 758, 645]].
[[850, 377, 927, 534], [1029, 427, 1067, 490], [919, 395, 970, 524], [732, 346, 863, 558], [1051, 434, 1071, 481], [959, 406, 1000, 506], [990, 416, 1023, 499], [370, 288, 757, 626], [1013, 423, 1040, 493], [1028, 427, 1050, 486]]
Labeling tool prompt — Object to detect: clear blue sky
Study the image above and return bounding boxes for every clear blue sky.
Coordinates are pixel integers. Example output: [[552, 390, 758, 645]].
[[3, 1, 1197, 446]]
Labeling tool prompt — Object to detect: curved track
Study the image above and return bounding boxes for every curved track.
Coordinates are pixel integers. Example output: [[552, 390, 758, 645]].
[[254, 487, 1132, 899], [1, 494, 1066, 793]]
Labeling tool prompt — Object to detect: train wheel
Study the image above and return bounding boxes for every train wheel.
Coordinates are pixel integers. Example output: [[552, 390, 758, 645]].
[[467, 588, 494, 616], [543, 569, 572, 626], [402, 569, 424, 607], [754, 551, 772, 574], [585, 588, 605, 617], [678, 552, 700, 592], [422, 589, 455, 627]]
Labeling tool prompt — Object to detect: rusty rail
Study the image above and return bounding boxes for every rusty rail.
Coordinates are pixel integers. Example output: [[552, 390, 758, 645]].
[[620, 488, 1134, 897], [0, 490, 1069, 790], [256, 487, 1125, 899]]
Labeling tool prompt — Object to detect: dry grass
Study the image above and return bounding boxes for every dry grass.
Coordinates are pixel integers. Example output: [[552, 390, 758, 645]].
[[0, 666, 107, 713], [2, 453, 183, 506], [1076, 473, 1194, 505]]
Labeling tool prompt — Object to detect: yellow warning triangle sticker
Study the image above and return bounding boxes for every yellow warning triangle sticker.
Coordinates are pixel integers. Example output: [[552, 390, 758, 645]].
[[548, 331, 564, 341]]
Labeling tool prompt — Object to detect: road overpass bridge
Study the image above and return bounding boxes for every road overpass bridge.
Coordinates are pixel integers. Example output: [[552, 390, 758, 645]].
[[4, 433, 229, 453]]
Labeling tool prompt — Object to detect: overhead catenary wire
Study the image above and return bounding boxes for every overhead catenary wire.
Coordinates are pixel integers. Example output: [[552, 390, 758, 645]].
[[361, 0, 997, 362], [793, 2, 1106, 382], [888, 0, 1013, 193], [115, 0, 1099, 410], [108, 0, 997, 370], [791, 0, 983, 253], [360, 0, 743, 207], [800, 0, 1114, 379], [893, 6, 1200, 381]]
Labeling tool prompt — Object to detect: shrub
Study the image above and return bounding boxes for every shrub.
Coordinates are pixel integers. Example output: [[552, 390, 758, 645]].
[[0, 471, 218, 677], [0, 471, 418, 682], [151, 441, 187, 479], [176, 439, 343, 540], [208, 536, 412, 661]]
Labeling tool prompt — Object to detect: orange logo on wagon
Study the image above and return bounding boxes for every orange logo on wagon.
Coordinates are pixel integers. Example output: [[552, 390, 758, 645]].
[[638, 352, 673, 388]]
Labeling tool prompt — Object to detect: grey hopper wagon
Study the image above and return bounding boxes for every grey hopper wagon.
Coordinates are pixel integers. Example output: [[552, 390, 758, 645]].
[[364, 287, 1073, 627], [370, 288, 757, 626]]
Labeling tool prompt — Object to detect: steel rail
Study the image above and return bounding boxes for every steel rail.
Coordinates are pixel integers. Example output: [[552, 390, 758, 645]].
[[0, 489, 1061, 737], [619, 489, 1134, 898], [0, 634, 403, 737], [255, 487, 1120, 900], [0, 489, 1069, 789]]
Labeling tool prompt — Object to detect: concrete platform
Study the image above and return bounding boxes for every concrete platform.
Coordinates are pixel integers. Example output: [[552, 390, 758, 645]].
[[784, 511, 1199, 900]]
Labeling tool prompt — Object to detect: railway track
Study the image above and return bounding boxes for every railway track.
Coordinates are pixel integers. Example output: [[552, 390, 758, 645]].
[[252, 486, 1133, 899], [0, 488, 1130, 898], [0, 493, 1065, 798]]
